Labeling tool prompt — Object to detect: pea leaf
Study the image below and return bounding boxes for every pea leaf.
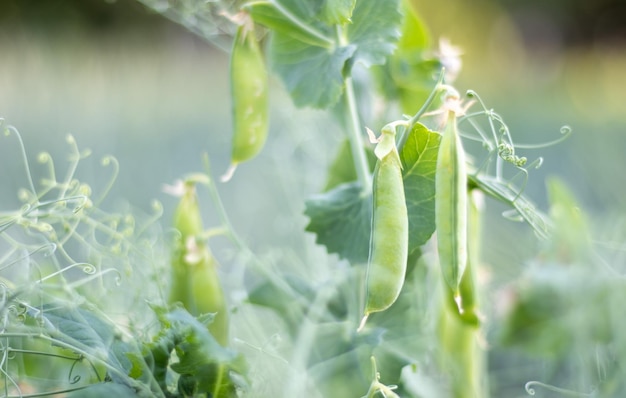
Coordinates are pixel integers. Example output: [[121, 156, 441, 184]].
[[305, 123, 440, 263], [35, 305, 116, 359], [250, 0, 401, 108], [146, 304, 247, 397], [399, 122, 440, 250], [270, 36, 356, 108], [245, 1, 333, 48], [321, 0, 357, 25], [345, 0, 402, 68], [304, 182, 372, 263]]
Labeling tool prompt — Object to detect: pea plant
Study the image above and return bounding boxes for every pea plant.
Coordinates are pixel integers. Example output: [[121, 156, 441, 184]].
[[5, 0, 623, 397]]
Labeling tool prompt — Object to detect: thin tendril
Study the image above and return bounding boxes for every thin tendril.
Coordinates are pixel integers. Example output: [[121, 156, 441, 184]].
[[58, 135, 83, 200], [4, 125, 37, 199], [36, 262, 96, 284], [514, 125, 573, 149], [94, 156, 119, 206], [525, 381, 594, 397]]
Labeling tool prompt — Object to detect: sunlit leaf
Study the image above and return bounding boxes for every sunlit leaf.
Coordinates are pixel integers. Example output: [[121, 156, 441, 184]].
[[321, 0, 356, 25], [270, 35, 356, 108], [400, 122, 440, 250]]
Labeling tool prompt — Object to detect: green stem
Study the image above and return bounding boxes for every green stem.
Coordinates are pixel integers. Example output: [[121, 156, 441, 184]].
[[335, 26, 372, 193], [344, 76, 373, 193], [407, 69, 447, 128]]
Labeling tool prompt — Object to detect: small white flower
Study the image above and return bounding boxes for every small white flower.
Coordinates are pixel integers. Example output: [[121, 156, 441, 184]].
[[162, 179, 187, 197], [436, 38, 463, 83], [184, 236, 204, 265]]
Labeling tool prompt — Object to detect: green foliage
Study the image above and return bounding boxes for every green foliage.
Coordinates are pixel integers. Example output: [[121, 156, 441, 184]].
[[5, 0, 613, 397], [247, 0, 401, 108], [305, 122, 439, 263]]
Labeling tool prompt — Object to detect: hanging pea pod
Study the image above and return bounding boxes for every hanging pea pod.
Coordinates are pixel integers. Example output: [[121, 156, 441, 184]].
[[222, 21, 269, 182], [359, 123, 409, 331], [435, 111, 468, 301], [169, 179, 229, 346]]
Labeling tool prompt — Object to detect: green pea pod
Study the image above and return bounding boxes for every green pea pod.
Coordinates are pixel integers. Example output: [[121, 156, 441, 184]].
[[170, 180, 229, 346], [359, 124, 409, 331], [223, 23, 269, 181], [435, 111, 468, 299]]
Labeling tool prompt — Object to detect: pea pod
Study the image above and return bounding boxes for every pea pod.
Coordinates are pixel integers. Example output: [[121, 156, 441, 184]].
[[223, 22, 269, 181], [359, 124, 409, 331], [169, 179, 229, 346], [435, 111, 468, 300]]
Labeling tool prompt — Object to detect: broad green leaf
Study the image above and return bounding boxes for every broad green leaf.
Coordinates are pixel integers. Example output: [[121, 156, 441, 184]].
[[346, 0, 402, 68], [400, 122, 440, 250], [304, 182, 372, 263], [469, 173, 551, 239], [256, 0, 401, 108], [146, 304, 246, 397], [245, 1, 333, 48], [323, 139, 376, 192], [270, 34, 356, 108], [36, 305, 115, 358], [321, 0, 356, 25]]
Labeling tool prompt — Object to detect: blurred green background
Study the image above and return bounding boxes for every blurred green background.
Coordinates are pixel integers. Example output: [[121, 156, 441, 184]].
[[0, 0, 625, 396]]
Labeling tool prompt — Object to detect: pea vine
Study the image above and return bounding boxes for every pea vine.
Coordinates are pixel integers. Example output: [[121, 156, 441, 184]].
[[4, 0, 614, 397]]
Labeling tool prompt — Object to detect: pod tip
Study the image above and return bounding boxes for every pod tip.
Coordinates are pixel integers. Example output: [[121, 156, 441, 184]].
[[357, 314, 369, 333], [453, 293, 463, 314], [220, 164, 238, 183]]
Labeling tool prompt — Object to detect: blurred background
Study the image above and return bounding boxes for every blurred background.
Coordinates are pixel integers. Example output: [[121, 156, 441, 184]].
[[0, 0, 625, 396]]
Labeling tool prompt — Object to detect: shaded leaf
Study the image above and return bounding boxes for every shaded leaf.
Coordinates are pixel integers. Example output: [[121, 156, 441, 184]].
[[146, 304, 246, 397], [253, 0, 402, 108], [37, 305, 116, 359], [304, 182, 372, 263], [245, 1, 333, 48]]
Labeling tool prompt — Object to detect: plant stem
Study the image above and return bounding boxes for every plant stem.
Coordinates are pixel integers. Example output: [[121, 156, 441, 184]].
[[343, 76, 373, 194], [335, 26, 372, 193]]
